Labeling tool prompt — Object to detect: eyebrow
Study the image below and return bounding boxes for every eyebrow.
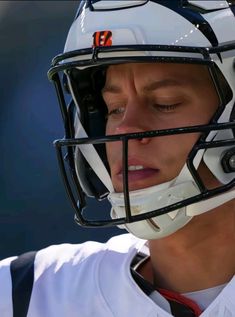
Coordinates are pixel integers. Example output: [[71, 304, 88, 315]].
[[143, 78, 188, 92], [102, 78, 188, 95]]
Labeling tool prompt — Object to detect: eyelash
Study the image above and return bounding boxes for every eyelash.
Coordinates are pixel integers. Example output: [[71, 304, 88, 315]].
[[154, 103, 180, 112]]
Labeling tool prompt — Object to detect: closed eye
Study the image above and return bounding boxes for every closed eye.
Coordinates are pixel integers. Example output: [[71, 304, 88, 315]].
[[106, 107, 125, 118], [153, 103, 181, 112]]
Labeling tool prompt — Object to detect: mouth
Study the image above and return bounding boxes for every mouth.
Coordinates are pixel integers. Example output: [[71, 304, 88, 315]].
[[119, 166, 159, 181], [114, 163, 160, 191], [111, 156, 161, 191]]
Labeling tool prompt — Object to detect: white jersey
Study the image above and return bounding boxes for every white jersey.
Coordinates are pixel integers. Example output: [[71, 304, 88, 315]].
[[0, 233, 235, 317]]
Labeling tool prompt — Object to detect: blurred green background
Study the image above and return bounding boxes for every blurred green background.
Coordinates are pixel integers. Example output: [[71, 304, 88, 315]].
[[0, 1, 121, 259]]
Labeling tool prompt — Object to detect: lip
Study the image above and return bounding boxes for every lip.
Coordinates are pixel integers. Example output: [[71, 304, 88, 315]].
[[117, 167, 159, 182], [113, 157, 160, 187], [114, 157, 158, 175]]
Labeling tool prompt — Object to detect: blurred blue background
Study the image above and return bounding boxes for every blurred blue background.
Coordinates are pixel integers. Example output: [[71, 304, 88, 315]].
[[0, 1, 120, 259]]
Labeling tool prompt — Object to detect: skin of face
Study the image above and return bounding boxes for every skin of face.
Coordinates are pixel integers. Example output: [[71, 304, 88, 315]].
[[103, 62, 219, 193]]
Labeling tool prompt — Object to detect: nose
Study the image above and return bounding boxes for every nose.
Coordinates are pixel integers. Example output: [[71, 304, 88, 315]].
[[114, 98, 151, 145]]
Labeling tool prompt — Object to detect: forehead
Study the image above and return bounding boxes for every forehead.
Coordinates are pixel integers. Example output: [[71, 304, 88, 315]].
[[104, 62, 211, 89]]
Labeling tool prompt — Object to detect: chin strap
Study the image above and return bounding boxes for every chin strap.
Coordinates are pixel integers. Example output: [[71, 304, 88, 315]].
[[187, 189, 235, 216], [109, 179, 199, 239], [74, 114, 114, 192]]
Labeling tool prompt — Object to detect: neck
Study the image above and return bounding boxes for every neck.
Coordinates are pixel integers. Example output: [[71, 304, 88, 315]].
[[145, 201, 235, 293]]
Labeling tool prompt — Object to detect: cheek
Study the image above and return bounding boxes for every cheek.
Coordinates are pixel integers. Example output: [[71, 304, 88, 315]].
[[105, 142, 112, 164], [106, 118, 117, 136], [105, 122, 123, 173], [158, 133, 200, 171], [105, 125, 114, 170], [105, 122, 111, 135], [105, 140, 121, 171]]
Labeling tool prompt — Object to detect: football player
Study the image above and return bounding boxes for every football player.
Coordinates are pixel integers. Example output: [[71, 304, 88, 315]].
[[1, 1, 235, 316]]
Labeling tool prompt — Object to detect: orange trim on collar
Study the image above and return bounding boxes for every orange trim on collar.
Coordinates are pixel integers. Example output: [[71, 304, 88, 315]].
[[158, 288, 203, 316]]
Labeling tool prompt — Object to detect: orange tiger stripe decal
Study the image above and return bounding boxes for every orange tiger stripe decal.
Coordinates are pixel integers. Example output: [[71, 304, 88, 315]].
[[93, 30, 112, 47]]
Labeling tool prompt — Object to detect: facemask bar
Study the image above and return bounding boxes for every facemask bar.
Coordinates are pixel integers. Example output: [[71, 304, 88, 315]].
[[49, 42, 235, 75], [49, 42, 235, 227], [54, 121, 235, 227]]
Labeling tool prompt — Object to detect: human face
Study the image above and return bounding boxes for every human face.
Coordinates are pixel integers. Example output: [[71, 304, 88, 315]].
[[103, 63, 219, 193]]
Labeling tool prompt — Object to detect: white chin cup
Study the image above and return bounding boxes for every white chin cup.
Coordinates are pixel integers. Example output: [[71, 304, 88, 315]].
[[109, 180, 200, 240]]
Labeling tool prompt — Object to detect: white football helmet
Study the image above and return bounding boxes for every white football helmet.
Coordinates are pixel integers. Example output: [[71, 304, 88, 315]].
[[48, 0, 235, 239]]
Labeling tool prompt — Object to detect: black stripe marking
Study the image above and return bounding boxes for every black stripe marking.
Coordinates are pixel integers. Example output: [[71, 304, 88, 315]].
[[10, 251, 36, 317], [151, 0, 218, 47]]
